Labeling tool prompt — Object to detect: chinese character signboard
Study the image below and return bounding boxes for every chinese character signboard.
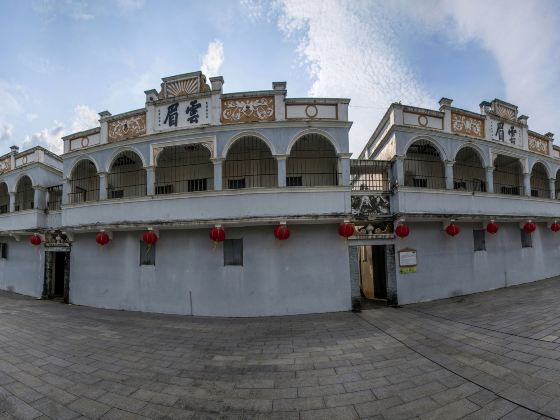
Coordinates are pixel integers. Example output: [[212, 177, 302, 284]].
[[488, 119, 521, 145], [156, 98, 211, 131]]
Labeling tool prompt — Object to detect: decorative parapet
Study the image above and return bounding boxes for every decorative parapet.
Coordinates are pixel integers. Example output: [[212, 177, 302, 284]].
[[0, 157, 10, 174], [108, 112, 147, 142], [351, 194, 390, 220], [158, 72, 211, 99], [528, 132, 550, 155], [450, 111, 485, 139], [221, 96, 275, 124]]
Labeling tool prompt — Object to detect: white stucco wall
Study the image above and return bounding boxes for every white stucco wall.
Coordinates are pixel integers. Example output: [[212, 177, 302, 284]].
[[394, 221, 560, 305], [69, 224, 351, 316], [0, 238, 44, 298]]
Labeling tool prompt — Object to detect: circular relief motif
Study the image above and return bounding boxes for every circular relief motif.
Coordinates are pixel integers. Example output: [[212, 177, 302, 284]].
[[81, 137, 90, 148], [305, 105, 319, 118], [22, 155, 28, 164], [418, 115, 429, 127]]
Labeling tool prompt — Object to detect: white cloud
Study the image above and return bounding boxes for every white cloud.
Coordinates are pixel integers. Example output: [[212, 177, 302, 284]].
[[23, 121, 65, 154], [201, 40, 225, 77], [33, 0, 95, 21], [116, 0, 144, 11], [72, 104, 98, 133], [0, 124, 13, 142]]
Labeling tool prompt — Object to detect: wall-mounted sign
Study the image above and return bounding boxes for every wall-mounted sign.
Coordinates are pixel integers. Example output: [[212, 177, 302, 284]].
[[399, 247, 417, 274], [488, 119, 521, 145], [156, 98, 211, 131]]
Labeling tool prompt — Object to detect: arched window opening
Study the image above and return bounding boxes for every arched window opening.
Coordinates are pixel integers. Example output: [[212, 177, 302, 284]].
[[155, 144, 213, 195], [530, 162, 550, 198], [223, 136, 277, 189], [15, 176, 34, 211], [404, 140, 445, 189], [286, 134, 338, 186], [453, 148, 486, 192], [493, 155, 523, 196], [0, 183, 9, 214], [69, 160, 99, 204], [108, 151, 146, 199]]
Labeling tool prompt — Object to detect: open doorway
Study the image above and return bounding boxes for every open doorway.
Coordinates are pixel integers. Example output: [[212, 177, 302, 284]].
[[42, 250, 70, 302], [358, 245, 387, 300]]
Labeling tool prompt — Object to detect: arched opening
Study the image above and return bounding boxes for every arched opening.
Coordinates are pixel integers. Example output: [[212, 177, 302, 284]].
[[453, 147, 486, 192], [155, 144, 213, 195], [0, 183, 9, 214], [108, 150, 146, 199], [15, 176, 34, 211], [286, 134, 338, 186], [223, 136, 277, 189], [404, 140, 445, 189], [69, 159, 99, 204], [493, 155, 523, 196], [530, 162, 550, 198]]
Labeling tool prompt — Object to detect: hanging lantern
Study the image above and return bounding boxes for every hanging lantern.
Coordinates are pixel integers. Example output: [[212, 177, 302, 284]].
[[446, 223, 460, 237], [338, 222, 355, 238], [210, 226, 226, 243], [395, 223, 410, 239], [486, 221, 499, 234], [143, 230, 158, 245], [551, 221, 560, 232], [30, 234, 42, 246], [96, 231, 110, 246], [274, 224, 290, 240], [523, 221, 536, 234]]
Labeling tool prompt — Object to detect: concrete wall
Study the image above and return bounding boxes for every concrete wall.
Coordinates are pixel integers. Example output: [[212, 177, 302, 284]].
[[0, 238, 43, 298], [393, 221, 560, 305], [69, 224, 351, 316]]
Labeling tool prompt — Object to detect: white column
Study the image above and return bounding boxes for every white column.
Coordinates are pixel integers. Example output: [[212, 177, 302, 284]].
[[9, 192, 15, 212], [550, 178, 556, 200], [276, 155, 287, 187], [338, 154, 351, 187], [99, 172, 108, 200], [62, 179, 70, 205], [33, 187, 45, 209], [145, 167, 155, 195], [523, 172, 531, 197], [445, 161, 454, 190], [212, 158, 223, 191], [485, 166, 494, 193], [394, 156, 405, 187]]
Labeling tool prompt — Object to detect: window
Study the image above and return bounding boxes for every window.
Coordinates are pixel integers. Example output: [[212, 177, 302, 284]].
[[412, 178, 427, 188], [501, 186, 519, 195], [286, 176, 303, 187], [521, 229, 532, 248], [187, 178, 207, 192], [228, 179, 246, 190], [224, 239, 243, 266], [473, 229, 486, 251], [0, 243, 7, 259], [155, 184, 174, 195], [110, 190, 124, 199], [140, 241, 156, 265]]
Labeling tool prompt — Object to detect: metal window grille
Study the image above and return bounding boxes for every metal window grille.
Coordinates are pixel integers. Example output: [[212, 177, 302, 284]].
[[108, 151, 147, 199], [286, 134, 339, 186], [520, 229, 532, 248], [493, 155, 523, 196], [47, 185, 62, 211], [350, 160, 390, 191], [404, 141, 445, 189], [223, 137, 277, 189], [155, 144, 213, 195], [473, 229, 486, 252], [224, 239, 243, 266], [14, 176, 34, 211], [140, 241, 156, 265], [0, 183, 9, 214], [453, 148, 486, 192], [0, 243, 7, 259], [69, 160, 99, 204], [530, 163, 550, 198]]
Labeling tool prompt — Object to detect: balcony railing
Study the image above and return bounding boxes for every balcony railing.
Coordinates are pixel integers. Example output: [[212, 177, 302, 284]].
[[350, 160, 390, 191], [47, 185, 63, 211]]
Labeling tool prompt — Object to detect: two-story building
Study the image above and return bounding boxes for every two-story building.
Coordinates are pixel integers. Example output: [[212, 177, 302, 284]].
[[352, 97, 560, 307]]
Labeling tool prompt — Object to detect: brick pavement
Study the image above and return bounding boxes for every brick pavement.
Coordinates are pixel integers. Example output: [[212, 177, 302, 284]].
[[0, 279, 559, 418]]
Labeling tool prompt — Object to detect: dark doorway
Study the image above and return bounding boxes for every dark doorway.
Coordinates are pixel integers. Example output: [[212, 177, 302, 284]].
[[42, 250, 70, 303], [53, 252, 66, 297], [358, 245, 387, 300]]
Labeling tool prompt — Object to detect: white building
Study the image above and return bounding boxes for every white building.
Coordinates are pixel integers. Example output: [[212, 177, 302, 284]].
[[0, 71, 356, 316], [353, 97, 560, 307]]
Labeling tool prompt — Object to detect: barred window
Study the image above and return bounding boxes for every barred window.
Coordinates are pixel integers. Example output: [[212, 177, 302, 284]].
[[224, 239, 243, 266], [140, 241, 156, 265], [473, 229, 486, 252], [520, 229, 532, 248]]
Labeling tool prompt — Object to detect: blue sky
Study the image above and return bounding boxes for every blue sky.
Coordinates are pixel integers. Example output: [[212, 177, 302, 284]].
[[0, 0, 558, 155]]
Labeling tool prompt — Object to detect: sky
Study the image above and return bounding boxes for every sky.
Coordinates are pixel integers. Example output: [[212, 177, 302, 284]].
[[0, 0, 559, 155]]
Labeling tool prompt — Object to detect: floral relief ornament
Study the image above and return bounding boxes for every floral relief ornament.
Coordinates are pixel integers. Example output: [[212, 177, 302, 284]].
[[108, 114, 146, 142], [221, 97, 275, 123], [451, 113, 483, 137]]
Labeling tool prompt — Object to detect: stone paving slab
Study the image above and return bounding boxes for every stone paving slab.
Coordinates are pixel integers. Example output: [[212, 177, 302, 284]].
[[2, 279, 560, 418]]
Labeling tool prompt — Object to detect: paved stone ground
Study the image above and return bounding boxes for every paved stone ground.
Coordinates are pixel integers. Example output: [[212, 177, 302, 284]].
[[2, 280, 560, 419]]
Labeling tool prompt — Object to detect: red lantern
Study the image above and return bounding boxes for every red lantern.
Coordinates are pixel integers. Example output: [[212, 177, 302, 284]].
[[210, 226, 226, 243], [395, 223, 410, 239], [30, 234, 42, 246], [143, 230, 158, 245], [274, 224, 290, 240], [523, 221, 536, 234], [338, 222, 355, 238], [446, 223, 460, 237], [96, 231, 110, 246], [551, 222, 560, 232], [486, 221, 499, 234]]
